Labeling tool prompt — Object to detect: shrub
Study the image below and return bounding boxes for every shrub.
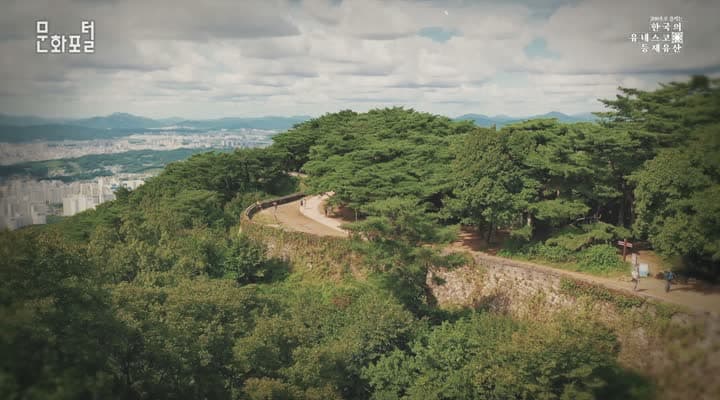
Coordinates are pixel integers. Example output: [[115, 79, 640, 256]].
[[221, 234, 269, 283], [498, 240, 575, 263], [530, 243, 575, 263], [560, 279, 645, 310], [497, 238, 532, 258], [578, 244, 626, 273]]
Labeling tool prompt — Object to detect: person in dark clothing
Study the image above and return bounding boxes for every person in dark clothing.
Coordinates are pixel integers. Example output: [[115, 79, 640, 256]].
[[664, 270, 675, 293]]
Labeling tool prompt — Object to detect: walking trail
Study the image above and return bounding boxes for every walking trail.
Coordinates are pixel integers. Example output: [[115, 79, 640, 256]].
[[255, 193, 347, 238], [255, 194, 720, 315]]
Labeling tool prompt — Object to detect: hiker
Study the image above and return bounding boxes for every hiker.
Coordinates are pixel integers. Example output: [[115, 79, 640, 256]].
[[664, 270, 675, 293], [324, 206, 328, 216], [273, 201, 278, 212], [300, 199, 304, 208], [631, 264, 640, 291]]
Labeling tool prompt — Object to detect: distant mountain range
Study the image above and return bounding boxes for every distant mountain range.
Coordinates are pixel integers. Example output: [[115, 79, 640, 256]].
[[0, 111, 598, 143], [0, 113, 313, 142], [454, 111, 597, 128]]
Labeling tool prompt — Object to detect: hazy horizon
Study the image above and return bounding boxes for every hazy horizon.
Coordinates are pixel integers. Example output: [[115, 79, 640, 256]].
[[0, 109, 599, 121]]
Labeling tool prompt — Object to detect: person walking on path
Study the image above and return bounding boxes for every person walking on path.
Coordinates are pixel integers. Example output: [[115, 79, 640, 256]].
[[664, 270, 675, 293], [300, 199, 304, 208], [631, 264, 640, 291]]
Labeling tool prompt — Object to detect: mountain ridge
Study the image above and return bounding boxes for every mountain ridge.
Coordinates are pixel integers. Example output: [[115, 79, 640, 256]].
[[0, 112, 313, 130], [0, 113, 314, 142], [0, 111, 598, 143], [455, 111, 597, 127]]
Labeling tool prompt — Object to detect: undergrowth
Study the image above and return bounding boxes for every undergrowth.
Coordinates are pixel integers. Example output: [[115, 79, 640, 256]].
[[499, 240, 628, 276], [559, 278, 645, 311]]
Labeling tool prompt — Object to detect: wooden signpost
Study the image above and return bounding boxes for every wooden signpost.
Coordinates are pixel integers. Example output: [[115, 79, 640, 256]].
[[616, 238, 633, 262]]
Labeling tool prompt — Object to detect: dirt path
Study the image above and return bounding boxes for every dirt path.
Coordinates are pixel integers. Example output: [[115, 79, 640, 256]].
[[253, 195, 720, 314], [255, 197, 347, 238], [298, 192, 348, 234]]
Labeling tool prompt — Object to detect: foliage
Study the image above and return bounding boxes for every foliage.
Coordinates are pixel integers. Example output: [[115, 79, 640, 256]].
[[577, 245, 628, 274], [448, 127, 533, 241], [629, 130, 720, 279], [221, 234, 270, 283], [498, 241, 627, 275], [449, 118, 639, 242], [234, 283, 418, 398], [498, 240, 575, 263], [560, 279, 645, 310], [271, 110, 358, 171], [8, 78, 715, 397], [449, 76, 720, 278], [0, 230, 128, 399], [601, 76, 720, 279], [347, 197, 458, 314], [273, 107, 474, 212], [363, 312, 651, 400], [546, 222, 630, 251]]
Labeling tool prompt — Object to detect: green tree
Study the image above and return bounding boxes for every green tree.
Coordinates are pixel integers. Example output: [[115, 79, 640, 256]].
[[0, 231, 127, 399], [364, 313, 651, 400], [630, 128, 720, 278], [598, 76, 720, 278], [295, 108, 473, 213], [221, 234, 269, 283], [348, 197, 459, 314], [449, 127, 535, 241]]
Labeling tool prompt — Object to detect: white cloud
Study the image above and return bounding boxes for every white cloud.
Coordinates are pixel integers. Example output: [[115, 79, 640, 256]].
[[0, 0, 717, 119]]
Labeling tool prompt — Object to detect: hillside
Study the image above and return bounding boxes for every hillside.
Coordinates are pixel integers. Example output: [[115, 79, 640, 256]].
[[1, 76, 718, 400]]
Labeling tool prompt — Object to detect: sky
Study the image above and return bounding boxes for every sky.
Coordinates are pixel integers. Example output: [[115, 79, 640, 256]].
[[0, 0, 718, 119]]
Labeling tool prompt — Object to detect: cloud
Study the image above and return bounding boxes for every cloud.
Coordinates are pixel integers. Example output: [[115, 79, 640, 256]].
[[538, 0, 720, 75], [418, 27, 462, 43], [335, 96, 407, 103], [0, 0, 718, 119], [387, 81, 459, 89], [155, 80, 212, 91], [336, 64, 397, 77], [524, 37, 560, 59]]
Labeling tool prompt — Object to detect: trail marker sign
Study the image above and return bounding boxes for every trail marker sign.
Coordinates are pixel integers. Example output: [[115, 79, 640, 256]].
[[616, 239, 633, 262]]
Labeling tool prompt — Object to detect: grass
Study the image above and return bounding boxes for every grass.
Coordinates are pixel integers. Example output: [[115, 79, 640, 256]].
[[497, 241, 630, 278], [498, 251, 630, 278], [559, 278, 645, 311], [250, 212, 276, 226]]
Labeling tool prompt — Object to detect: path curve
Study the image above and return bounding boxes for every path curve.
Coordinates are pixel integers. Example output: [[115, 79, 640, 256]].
[[297, 192, 348, 234], [251, 194, 347, 238], [249, 194, 720, 315]]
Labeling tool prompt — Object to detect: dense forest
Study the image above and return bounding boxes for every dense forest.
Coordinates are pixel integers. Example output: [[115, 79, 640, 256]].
[[273, 75, 720, 279], [1, 77, 717, 399]]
